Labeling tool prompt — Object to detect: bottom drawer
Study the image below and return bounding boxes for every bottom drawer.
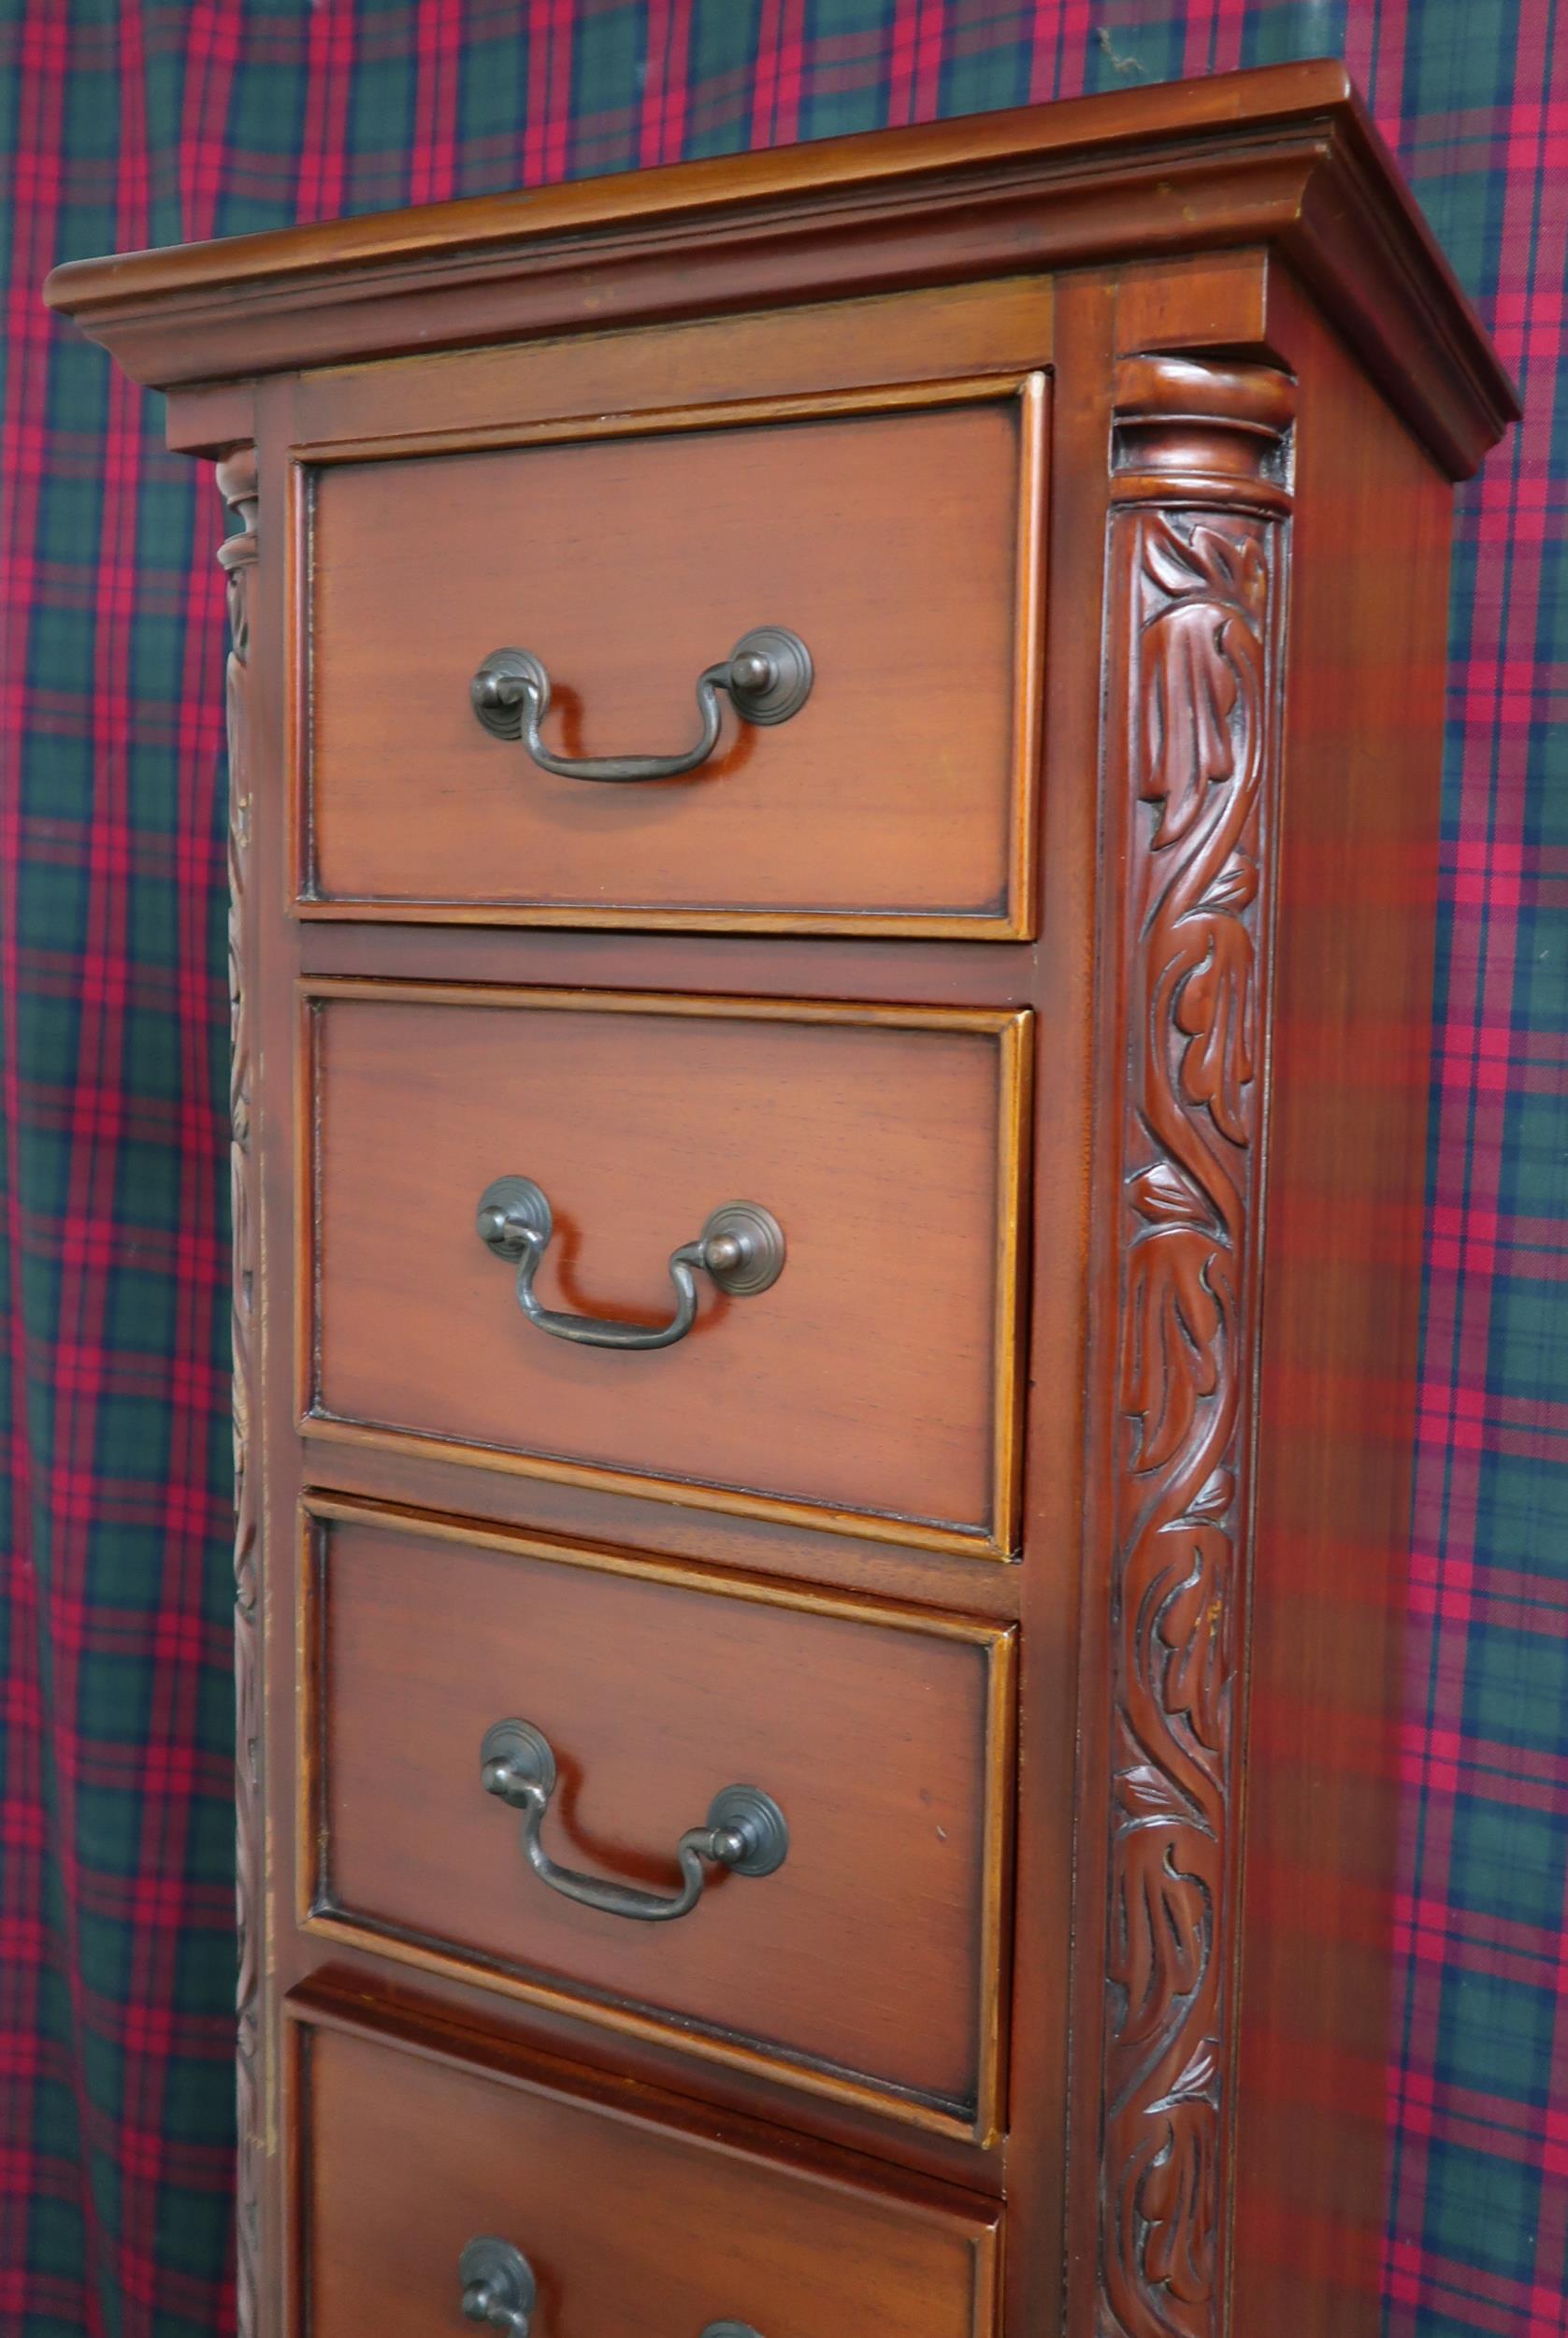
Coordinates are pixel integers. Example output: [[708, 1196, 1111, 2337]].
[[298, 2011, 1000, 2338]]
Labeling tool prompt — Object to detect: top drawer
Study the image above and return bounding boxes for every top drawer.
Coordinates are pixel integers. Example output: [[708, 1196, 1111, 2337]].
[[297, 377, 1045, 934]]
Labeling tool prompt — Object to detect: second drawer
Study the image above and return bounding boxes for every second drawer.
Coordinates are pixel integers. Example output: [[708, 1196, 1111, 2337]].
[[303, 1503, 1014, 2140], [303, 982, 1030, 1556]]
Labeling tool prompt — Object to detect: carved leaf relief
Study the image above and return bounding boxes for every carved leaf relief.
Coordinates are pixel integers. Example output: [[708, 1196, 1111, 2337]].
[[1121, 1220, 1223, 1474], [1175, 873, 1259, 1144], [1100, 469, 1285, 2338], [1110, 1816, 1213, 2042], [218, 450, 261, 2338], [1140, 602, 1240, 841]]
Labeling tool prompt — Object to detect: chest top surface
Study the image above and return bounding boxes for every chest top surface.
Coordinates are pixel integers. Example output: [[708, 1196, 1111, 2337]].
[[46, 57, 1513, 477]]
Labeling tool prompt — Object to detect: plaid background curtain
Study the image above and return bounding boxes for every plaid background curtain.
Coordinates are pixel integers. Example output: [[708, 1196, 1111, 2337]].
[[0, 5, 1560, 2334]]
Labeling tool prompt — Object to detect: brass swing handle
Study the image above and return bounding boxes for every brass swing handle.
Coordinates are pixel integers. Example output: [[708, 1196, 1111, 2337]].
[[480, 1720, 789, 1927], [469, 626, 812, 783], [460, 2237, 761, 2338], [475, 1176, 784, 1353]]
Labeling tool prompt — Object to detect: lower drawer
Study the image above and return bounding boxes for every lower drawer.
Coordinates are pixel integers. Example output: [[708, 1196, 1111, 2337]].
[[297, 2011, 1001, 2338], [304, 1503, 1013, 2140]]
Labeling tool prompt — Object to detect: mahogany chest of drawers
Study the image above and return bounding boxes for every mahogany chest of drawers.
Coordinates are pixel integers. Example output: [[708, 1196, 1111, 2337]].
[[47, 59, 1516, 2338]]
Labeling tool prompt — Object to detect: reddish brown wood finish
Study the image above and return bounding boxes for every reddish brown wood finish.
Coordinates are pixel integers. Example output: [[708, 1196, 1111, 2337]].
[[298, 2010, 1000, 2338], [43, 66, 1516, 2338], [43, 63, 1512, 480], [307, 985, 1029, 1551], [306, 385, 1043, 932], [307, 1503, 1014, 2136], [290, 275, 1057, 451], [1227, 272, 1457, 2338], [1076, 355, 1295, 2338], [219, 446, 264, 2338]]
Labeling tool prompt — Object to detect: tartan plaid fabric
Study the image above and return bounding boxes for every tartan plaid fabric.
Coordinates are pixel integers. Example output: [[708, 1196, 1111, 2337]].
[[0, 4, 1560, 2334]]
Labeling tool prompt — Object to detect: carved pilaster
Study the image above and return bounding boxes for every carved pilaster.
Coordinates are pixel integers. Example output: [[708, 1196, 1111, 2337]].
[[1097, 357, 1294, 2338], [216, 445, 260, 2338]]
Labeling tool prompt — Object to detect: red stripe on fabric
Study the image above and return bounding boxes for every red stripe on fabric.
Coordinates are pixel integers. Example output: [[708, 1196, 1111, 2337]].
[[1029, 0, 1091, 103], [0, 0, 72, 2297], [298, 0, 359, 222], [640, 0, 694, 171], [886, 0, 925, 127], [770, 0, 811, 152], [1181, 0, 1218, 77], [410, 0, 464, 207]]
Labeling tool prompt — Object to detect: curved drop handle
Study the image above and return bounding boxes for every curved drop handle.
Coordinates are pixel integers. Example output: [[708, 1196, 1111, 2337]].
[[459, 2243, 760, 2338], [480, 1719, 788, 1925], [476, 1176, 784, 1353], [460, 2239, 536, 2338], [470, 626, 813, 783]]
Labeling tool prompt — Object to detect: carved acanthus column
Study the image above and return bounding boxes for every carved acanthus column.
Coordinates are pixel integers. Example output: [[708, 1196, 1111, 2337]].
[[1096, 357, 1294, 2338], [216, 445, 261, 2338]]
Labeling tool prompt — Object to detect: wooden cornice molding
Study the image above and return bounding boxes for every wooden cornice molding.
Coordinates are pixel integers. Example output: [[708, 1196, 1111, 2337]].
[[44, 60, 1515, 478]]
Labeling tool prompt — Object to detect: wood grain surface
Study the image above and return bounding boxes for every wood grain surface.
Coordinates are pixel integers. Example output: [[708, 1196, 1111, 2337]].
[[1228, 270, 1457, 2338], [44, 63, 1515, 483], [306, 1506, 1013, 2134], [301, 2014, 1000, 2338], [306, 985, 1029, 1551], [306, 387, 1041, 931]]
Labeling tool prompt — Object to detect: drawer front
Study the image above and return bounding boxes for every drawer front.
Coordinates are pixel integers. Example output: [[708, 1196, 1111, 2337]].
[[299, 379, 1044, 934], [304, 1505, 1014, 2138], [305, 984, 1030, 1556], [299, 2014, 1000, 2338]]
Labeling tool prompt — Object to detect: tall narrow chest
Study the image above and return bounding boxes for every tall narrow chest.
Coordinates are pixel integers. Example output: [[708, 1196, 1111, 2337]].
[[47, 59, 1516, 2338]]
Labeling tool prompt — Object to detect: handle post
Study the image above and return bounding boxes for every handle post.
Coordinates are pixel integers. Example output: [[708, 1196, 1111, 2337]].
[[460, 2240, 536, 2338]]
